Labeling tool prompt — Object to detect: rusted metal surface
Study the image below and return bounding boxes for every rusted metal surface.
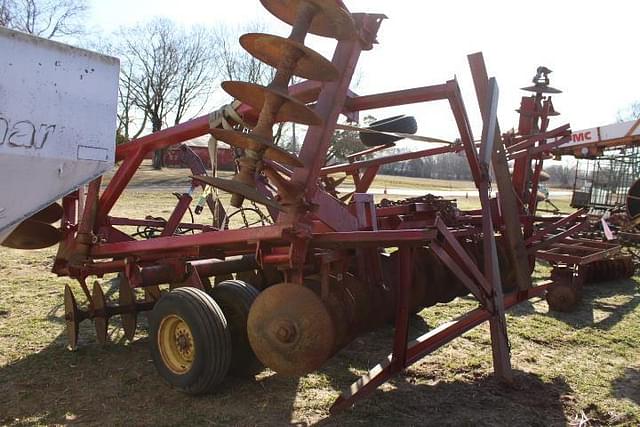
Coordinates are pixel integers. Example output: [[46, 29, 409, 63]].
[[29, 203, 64, 224], [259, 0, 356, 40], [221, 81, 322, 126], [64, 284, 83, 351], [546, 266, 583, 312], [247, 282, 336, 376], [2, 220, 61, 250], [92, 281, 109, 344], [240, 33, 339, 81], [582, 256, 635, 283], [119, 280, 138, 341], [220, 1, 350, 207]]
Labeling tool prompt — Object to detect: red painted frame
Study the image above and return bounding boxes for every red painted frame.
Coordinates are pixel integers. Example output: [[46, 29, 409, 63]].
[[50, 6, 620, 414]]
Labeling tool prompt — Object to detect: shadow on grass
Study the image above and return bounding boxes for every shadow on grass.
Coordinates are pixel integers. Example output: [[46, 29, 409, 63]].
[[0, 326, 306, 426], [0, 300, 574, 426], [323, 369, 572, 426], [612, 367, 640, 406], [546, 278, 640, 330]]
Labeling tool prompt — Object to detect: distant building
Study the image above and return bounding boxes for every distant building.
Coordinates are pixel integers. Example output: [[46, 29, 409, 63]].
[[145, 136, 236, 170]]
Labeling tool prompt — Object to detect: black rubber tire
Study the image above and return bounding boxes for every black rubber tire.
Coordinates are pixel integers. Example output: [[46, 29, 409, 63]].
[[209, 280, 263, 376], [149, 287, 231, 395], [359, 115, 418, 147]]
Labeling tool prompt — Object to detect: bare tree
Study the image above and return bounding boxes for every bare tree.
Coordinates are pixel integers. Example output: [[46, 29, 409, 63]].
[[116, 19, 218, 168], [0, 1, 13, 26], [117, 62, 147, 142], [214, 21, 274, 85], [172, 26, 216, 125], [618, 101, 640, 122], [0, 0, 87, 39]]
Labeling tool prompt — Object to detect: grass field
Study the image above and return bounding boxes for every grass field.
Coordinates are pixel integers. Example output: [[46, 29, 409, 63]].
[[1, 169, 639, 426]]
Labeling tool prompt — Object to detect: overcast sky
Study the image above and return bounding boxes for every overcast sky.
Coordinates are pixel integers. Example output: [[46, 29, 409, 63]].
[[88, 0, 640, 143]]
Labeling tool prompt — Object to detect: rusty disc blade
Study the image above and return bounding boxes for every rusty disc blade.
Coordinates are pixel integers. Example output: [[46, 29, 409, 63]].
[[521, 84, 562, 94], [222, 81, 322, 126], [260, 0, 356, 40], [29, 202, 63, 224], [64, 285, 80, 351], [546, 284, 579, 312], [210, 128, 303, 167], [240, 33, 338, 82], [92, 282, 108, 345], [191, 175, 282, 211], [247, 282, 335, 376], [118, 274, 137, 342], [2, 219, 61, 250]]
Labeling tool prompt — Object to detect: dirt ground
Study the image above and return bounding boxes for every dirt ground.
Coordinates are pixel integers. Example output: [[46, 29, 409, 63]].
[[0, 170, 638, 426]]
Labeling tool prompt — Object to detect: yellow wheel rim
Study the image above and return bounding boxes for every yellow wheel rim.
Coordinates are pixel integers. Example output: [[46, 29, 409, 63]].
[[158, 314, 195, 375]]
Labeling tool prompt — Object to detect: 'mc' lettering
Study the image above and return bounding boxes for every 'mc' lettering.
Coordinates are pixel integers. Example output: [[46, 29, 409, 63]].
[[572, 131, 592, 143]]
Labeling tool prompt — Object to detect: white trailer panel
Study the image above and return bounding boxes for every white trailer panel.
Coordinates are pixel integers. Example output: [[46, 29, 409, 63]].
[[559, 119, 640, 149], [0, 28, 119, 237]]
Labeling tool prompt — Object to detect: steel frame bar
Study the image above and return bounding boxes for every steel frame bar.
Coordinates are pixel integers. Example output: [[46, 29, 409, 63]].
[[474, 81, 512, 382], [526, 157, 545, 219], [285, 20, 377, 207], [311, 229, 437, 247], [435, 220, 492, 295], [391, 246, 412, 372], [159, 193, 193, 237], [355, 166, 380, 193], [468, 52, 532, 292], [90, 224, 289, 258], [330, 282, 553, 413], [321, 144, 460, 175], [107, 216, 210, 231], [431, 242, 487, 304], [344, 84, 450, 111], [508, 135, 571, 160], [536, 247, 618, 265], [506, 124, 571, 153], [447, 79, 483, 185], [346, 144, 393, 161], [528, 220, 589, 253], [525, 208, 586, 246]]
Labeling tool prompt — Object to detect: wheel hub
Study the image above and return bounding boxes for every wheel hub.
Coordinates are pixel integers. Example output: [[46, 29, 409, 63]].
[[158, 315, 195, 374]]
